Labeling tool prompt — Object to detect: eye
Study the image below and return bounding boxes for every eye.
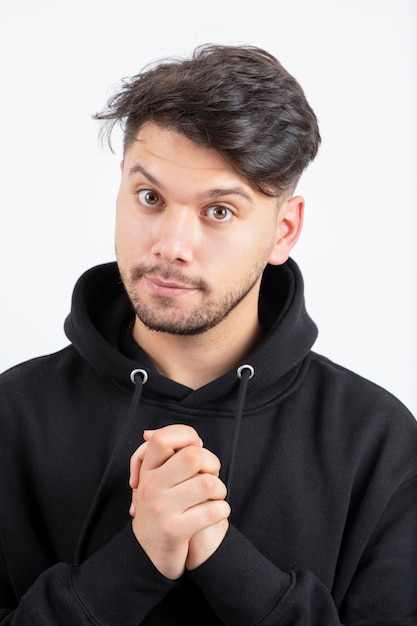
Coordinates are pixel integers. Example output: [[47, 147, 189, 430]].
[[206, 205, 233, 222], [138, 189, 162, 206]]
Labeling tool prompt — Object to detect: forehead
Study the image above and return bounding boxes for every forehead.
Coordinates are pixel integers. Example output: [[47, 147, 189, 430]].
[[124, 122, 247, 186]]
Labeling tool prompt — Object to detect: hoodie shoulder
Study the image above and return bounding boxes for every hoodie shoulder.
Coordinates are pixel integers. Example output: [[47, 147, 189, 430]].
[[308, 350, 417, 448], [0, 345, 78, 396], [310, 351, 414, 413]]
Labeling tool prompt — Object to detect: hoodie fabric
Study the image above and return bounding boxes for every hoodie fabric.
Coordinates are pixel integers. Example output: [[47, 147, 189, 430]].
[[0, 259, 416, 625]]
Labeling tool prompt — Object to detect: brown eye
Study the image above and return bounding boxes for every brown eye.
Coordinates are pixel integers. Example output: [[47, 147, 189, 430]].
[[138, 189, 161, 206], [208, 205, 233, 221]]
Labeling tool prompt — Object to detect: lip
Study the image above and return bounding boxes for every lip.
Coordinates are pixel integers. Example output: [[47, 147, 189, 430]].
[[145, 276, 197, 297]]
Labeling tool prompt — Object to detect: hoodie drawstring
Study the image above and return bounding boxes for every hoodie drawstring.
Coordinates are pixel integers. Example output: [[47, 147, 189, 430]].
[[225, 364, 255, 504], [74, 368, 148, 565]]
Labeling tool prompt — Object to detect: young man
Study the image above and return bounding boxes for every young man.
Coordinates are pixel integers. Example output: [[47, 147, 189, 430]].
[[0, 44, 416, 625]]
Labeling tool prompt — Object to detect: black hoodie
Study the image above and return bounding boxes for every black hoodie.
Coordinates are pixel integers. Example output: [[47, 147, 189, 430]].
[[0, 259, 416, 625]]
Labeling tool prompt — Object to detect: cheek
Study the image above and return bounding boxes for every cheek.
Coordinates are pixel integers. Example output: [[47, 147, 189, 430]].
[[230, 221, 277, 260], [255, 219, 279, 253], [115, 212, 142, 260]]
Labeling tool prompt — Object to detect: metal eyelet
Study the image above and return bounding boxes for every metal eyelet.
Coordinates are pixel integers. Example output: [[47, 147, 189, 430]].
[[236, 364, 255, 379], [130, 368, 149, 384]]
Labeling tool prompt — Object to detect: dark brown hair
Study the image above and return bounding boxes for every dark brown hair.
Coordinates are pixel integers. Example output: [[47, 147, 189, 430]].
[[94, 44, 320, 196]]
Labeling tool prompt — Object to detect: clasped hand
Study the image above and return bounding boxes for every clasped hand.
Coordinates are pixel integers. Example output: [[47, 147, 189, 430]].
[[129, 424, 230, 580]]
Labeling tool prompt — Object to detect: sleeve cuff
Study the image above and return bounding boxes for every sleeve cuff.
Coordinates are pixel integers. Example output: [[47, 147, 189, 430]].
[[71, 523, 178, 624], [188, 524, 291, 625]]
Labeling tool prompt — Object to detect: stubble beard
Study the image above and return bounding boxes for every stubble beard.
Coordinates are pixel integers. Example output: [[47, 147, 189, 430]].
[[121, 261, 265, 336]]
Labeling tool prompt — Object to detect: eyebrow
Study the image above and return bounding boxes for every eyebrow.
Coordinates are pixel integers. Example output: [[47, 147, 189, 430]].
[[127, 163, 254, 205], [128, 164, 160, 187]]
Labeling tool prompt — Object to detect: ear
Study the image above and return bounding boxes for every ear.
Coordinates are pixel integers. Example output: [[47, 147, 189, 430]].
[[268, 195, 304, 265], [120, 159, 125, 172]]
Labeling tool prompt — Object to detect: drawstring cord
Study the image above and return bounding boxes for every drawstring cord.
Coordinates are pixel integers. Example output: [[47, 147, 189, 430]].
[[129, 368, 149, 411], [225, 364, 254, 504], [74, 369, 148, 565]]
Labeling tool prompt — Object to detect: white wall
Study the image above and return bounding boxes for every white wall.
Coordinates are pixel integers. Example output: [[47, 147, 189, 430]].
[[0, 0, 416, 415]]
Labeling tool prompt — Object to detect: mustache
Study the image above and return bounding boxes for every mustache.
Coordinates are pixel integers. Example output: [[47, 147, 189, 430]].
[[129, 263, 209, 291]]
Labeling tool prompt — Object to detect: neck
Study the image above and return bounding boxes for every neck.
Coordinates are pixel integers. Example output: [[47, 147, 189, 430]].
[[131, 307, 263, 390]]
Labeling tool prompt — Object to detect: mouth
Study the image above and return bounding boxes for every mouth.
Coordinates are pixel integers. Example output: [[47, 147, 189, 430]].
[[145, 275, 198, 297]]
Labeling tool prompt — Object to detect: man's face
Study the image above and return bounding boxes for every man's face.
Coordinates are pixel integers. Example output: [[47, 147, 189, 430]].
[[115, 122, 287, 336]]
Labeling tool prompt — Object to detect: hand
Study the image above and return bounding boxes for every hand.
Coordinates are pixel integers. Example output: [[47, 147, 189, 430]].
[[186, 518, 229, 571], [129, 425, 230, 580]]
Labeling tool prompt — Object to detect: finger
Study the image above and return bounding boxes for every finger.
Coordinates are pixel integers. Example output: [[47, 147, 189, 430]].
[[129, 428, 159, 487], [179, 498, 231, 538], [129, 441, 148, 488], [149, 468, 227, 515], [179, 472, 227, 510], [160, 445, 221, 489], [129, 489, 137, 517], [141, 424, 203, 471]]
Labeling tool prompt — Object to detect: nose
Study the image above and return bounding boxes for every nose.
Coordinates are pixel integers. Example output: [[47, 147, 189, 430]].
[[151, 206, 198, 264]]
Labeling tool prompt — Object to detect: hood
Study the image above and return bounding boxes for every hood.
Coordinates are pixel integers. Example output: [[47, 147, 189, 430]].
[[65, 259, 318, 562], [64, 259, 317, 412]]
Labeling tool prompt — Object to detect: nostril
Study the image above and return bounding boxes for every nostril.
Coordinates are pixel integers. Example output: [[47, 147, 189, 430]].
[[150, 208, 197, 264], [151, 237, 194, 265]]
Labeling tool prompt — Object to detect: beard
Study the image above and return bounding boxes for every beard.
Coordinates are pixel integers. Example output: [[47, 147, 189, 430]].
[[120, 261, 265, 336]]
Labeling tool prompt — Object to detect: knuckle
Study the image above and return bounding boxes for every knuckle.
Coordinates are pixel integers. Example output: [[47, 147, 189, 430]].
[[203, 506, 218, 525], [183, 445, 202, 467], [160, 518, 178, 542], [199, 473, 227, 499], [150, 431, 169, 449], [180, 424, 198, 438], [199, 472, 216, 493], [203, 499, 229, 525]]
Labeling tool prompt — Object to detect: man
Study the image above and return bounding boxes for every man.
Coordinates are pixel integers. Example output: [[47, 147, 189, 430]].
[[0, 44, 416, 624]]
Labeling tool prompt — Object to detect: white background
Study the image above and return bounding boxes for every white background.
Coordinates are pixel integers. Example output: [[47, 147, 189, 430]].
[[0, 0, 416, 415]]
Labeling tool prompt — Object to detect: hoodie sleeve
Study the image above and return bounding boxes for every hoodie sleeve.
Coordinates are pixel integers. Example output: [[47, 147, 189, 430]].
[[0, 524, 177, 625], [189, 474, 417, 626], [188, 524, 341, 625]]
